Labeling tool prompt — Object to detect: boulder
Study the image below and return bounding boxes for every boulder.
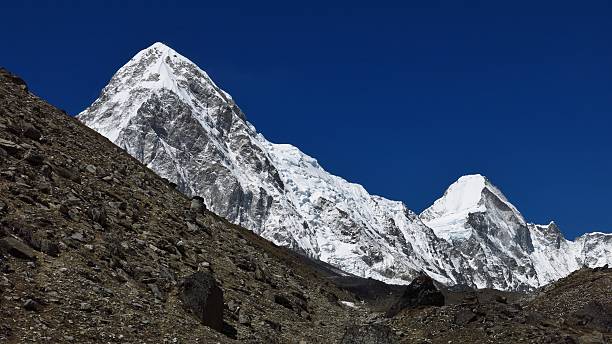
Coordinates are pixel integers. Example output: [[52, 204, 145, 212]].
[[190, 196, 206, 214], [23, 299, 42, 312], [87, 207, 107, 227], [0, 138, 22, 156], [385, 272, 444, 318], [0, 237, 36, 260], [22, 124, 41, 141], [24, 150, 44, 165], [454, 308, 478, 325], [274, 294, 294, 310], [54, 165, 81, 183], [180, 272, 224, 332]]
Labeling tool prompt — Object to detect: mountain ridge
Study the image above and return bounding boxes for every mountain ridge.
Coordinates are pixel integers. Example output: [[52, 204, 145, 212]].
[[78, 42, 611, 291]]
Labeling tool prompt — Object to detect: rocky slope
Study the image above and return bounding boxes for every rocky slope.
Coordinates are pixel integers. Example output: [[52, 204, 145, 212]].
[[78, 42, 611, 291], [0, 67, 366, 343], [384, 266, 612, 344], [1, 68, 611, 344]]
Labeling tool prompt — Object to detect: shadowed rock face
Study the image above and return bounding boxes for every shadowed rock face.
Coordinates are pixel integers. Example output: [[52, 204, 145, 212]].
[[180, 272, 224, 332], [385, 273, 444, 317]]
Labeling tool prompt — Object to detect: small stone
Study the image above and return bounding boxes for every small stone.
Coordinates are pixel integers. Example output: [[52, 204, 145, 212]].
[[87, 207, 107, 227], [197, 261, 211, 271], [23, 299, 42, 311], [148, 283, 165, 301], [67, 208, 80, 221], [70, 231, 86, 242], [238, 308, 251, 325], [0, 276, 12, 290], [495, 295, 507, 304], [186, 222, 198, 232], [85, 164, 97, 174], [80, 302, 93, 312], [274, 294, 294, 310], [54, 165, 80, 183], [227, 300, 239, 313]]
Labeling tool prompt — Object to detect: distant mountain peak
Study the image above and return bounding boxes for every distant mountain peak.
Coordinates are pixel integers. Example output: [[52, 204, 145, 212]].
[[420, 174, 526, 242]]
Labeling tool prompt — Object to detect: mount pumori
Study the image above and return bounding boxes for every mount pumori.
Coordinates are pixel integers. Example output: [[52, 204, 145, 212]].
[[78, 42, 611, 290]]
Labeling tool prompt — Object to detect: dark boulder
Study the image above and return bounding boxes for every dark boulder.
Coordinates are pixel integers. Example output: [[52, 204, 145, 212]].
[[0, 138, 22, 156], [340, 324, 395, 344], [385, 272, 444, 317], [24, 150, 44, 166], [23, 299, 43, 311], [234, 256, 256, 272], [0, 237, 36, 260], [180, 272, 224, 332], [274, 294, 294, 310], [87, 207, 107, 227], [190, 196, 206, 214], [22, 124, 42, 141], [454, 308, 478, 325], [53, 165, 81, 183]]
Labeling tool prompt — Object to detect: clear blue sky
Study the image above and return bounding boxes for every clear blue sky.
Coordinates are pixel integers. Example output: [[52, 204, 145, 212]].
[[2, 1, 611, 239]]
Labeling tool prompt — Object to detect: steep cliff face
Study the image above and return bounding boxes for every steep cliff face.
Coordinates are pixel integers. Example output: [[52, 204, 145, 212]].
[[79, 42, 611, 290]]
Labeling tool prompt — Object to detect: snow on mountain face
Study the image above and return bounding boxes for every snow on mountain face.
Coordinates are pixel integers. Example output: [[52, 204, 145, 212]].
[[78, 42, 611, 291], [421, 174, 611, 289], [77, 42, 468, 285]]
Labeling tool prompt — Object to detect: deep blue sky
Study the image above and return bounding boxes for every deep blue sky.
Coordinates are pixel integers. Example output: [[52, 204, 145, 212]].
[[2, 1, 611, 238]]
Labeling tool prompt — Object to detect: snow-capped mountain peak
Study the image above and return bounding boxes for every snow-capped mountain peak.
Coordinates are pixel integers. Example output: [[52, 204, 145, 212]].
[[420, 174, 525, 242], [78, 43, 611, 291], [78, 41, 235, 142]]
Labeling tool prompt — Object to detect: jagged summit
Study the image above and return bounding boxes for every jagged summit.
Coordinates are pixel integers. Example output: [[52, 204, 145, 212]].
[[420, 174, 524, 242], [78, 42, 236, 142]]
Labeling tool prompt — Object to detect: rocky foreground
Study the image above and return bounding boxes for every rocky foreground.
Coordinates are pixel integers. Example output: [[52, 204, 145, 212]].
[[0, 68, 610, 343]]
